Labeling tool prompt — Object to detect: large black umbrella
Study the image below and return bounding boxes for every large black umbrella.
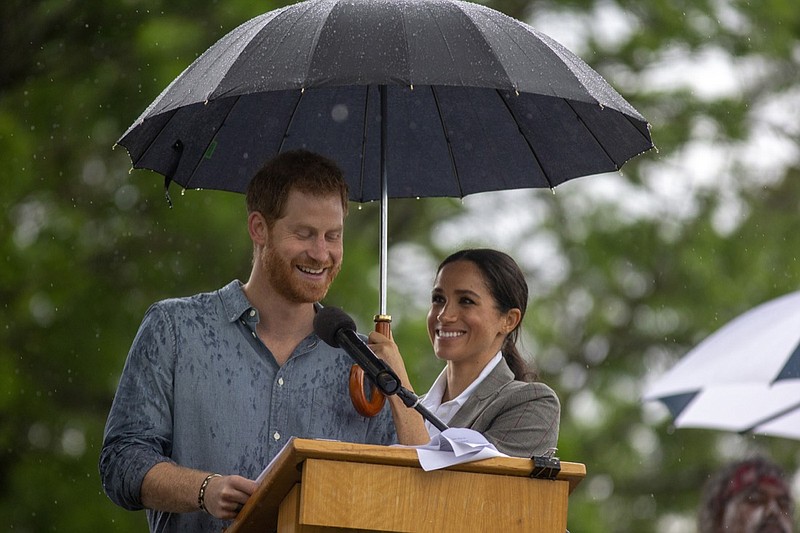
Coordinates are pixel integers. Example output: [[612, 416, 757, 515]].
[[119, 0, 653, 416], [118, 0, 653, 316]]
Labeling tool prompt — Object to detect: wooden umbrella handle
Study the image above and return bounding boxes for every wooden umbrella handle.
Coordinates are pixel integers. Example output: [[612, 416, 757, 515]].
[[348, 315, 390, 417]]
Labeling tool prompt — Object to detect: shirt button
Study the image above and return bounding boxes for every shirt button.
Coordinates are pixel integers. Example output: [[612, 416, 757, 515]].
[[273, 431, 281, 441], [278, 377, 284, 386], [249, 309, 256, 317]]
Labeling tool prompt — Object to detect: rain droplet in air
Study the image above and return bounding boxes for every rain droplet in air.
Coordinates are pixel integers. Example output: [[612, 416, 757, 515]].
[[331, 104, 349, 122]]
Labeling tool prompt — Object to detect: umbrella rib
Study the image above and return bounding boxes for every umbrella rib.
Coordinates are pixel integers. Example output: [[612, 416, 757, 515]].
[[301, 0, 340, 86], [398, 5, 413, 84], [458, 4, 654, 160], [622, 111, 656, 156], [179, 90, 300, 191], [358, 85, 371, 201], [278, 89, 307, 154], [451, 3, 516, 90], [743, 398, 800, 435], [126, 109, 179, 168], [430, 86, 463, 197], [563, 98, 620, 172], [183, 96, 244, 190], [205, 14, 283, 100], [564, 98, 652, 171], [424, 3, 466, 86], [495, 90, 552, 189]]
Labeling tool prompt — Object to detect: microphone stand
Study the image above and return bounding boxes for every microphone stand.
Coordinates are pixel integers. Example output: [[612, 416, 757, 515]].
[[323, 322, 448, 431], [333, 328, 450, 432], [396, 386, 449, 433], [358, 367, 449, 433]]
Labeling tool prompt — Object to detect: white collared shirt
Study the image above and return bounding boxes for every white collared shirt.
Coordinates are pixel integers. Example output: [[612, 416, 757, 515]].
[[420, 352, 503, 437]]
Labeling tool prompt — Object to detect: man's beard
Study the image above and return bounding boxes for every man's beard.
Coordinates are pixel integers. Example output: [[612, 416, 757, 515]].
[[261, 244, 340, 303]]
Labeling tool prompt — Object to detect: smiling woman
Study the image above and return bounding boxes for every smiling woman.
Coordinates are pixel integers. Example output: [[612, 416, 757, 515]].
[[368, 248, 561, 458]]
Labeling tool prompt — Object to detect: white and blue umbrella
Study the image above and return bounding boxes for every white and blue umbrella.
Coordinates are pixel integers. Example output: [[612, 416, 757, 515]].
[[643, 290, 800, 440]]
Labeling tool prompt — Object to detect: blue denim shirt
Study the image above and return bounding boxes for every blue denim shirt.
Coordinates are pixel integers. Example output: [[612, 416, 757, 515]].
[[99, 280, 396, 532]]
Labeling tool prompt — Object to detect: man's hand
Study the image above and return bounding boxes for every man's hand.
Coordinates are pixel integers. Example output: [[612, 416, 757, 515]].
[[202, 474, 258, 519], [141, 462, 258, 518]]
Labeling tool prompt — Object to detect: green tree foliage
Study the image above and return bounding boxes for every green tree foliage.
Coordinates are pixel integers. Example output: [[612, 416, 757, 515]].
[[1, 0, 798, 531]]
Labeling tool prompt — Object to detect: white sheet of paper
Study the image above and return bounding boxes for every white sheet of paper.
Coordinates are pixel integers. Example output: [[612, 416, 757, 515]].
[[411, 427, 508, 471]]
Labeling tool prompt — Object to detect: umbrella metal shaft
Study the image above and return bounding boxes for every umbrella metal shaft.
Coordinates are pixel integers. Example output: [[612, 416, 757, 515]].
[[379, 85, 388, 316]]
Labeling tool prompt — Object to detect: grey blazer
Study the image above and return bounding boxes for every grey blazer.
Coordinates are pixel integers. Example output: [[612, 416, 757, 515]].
[[446, 358, 560, 458]]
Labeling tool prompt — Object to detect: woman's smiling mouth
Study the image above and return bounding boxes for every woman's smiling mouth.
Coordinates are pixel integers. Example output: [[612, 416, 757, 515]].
[[436, 329, 465, 339]]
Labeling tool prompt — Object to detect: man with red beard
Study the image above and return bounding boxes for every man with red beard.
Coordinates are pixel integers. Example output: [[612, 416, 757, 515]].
[[698, 456, 795, 533], [100, 150, 396, 533]]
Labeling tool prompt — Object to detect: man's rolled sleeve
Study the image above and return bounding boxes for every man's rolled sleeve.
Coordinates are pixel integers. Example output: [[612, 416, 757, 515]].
[[99, 304, 177, 510], [99, 437, 174, 510]]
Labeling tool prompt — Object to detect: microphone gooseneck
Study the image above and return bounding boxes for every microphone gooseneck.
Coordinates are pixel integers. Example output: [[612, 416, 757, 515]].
[[313, 306, 449, 431], [314, 306, 401, 395]]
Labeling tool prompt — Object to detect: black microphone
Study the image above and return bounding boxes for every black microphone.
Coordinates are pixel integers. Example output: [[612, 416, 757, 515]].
[[313, 306, 401, 396]]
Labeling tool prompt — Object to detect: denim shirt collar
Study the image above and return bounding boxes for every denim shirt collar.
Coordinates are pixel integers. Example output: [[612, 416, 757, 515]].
[[218, 280, 323, 352], [219, 280, 253, 323]]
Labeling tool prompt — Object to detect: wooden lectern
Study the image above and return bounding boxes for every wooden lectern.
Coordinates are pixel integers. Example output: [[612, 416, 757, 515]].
[[227, 438, 585, 533]]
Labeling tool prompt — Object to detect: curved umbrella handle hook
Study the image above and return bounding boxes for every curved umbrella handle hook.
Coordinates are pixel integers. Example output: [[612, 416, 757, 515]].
[[348, 315, 390, 417]]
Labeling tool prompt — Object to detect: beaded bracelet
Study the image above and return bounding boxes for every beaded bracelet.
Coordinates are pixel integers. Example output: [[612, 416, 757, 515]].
[[198, 473, 222, 514]]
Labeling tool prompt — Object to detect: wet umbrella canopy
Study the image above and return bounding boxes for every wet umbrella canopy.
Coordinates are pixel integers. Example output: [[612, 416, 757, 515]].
[[119, 0, 652, 200], [118, 0, 653, 313]]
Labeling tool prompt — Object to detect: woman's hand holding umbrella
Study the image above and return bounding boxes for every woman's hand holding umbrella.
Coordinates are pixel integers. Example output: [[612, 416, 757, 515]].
[[367, 329, 431, 446]]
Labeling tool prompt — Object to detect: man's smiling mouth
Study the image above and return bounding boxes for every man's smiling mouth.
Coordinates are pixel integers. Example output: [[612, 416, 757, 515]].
[[297, 265, 325, 275]]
